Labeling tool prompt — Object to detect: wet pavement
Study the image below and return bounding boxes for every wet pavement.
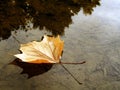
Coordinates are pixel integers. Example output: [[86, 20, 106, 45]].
[[0, 0, 120, 90]]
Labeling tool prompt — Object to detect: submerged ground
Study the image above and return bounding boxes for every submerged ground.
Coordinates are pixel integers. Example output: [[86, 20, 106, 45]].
[[0, 0, 120, 90]]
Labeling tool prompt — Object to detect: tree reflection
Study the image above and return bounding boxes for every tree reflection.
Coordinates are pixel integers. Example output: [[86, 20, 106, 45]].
[[0, 0, 100, 40]]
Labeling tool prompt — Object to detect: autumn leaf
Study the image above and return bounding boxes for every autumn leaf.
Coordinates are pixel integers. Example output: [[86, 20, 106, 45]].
[[14, 35, 64, 63]]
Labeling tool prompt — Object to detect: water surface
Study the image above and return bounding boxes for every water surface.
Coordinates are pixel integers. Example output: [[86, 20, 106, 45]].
[[0, 0, 120, 90]]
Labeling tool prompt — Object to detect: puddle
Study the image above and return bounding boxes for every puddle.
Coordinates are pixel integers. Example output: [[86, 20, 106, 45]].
[[1, 0, 120, 90], [0, 0, 120, 90]]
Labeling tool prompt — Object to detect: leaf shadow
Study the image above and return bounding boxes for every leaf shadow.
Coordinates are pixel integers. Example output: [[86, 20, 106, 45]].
[[9, 58, 53, 78]]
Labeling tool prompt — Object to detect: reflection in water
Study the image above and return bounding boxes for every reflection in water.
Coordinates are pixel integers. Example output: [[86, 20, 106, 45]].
[[0, 0, 100, 40], [10, 58, 53, 78]]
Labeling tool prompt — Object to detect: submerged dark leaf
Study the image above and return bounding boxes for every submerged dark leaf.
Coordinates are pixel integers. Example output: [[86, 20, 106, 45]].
[[10, 58, 53, 78]]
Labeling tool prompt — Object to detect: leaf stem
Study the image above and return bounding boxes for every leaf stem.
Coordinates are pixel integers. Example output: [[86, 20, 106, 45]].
[[59, 61, 86, 64]]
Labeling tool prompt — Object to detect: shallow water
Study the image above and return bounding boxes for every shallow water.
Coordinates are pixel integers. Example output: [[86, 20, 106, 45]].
[[0, 0, 120, 90]]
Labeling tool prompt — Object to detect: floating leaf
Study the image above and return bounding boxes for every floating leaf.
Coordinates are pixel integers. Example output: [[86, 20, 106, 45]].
[[14, 35, 64, 63]]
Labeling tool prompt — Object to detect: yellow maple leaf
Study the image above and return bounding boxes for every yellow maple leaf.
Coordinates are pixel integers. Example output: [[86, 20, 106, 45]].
[[14, 35, 64, 63]]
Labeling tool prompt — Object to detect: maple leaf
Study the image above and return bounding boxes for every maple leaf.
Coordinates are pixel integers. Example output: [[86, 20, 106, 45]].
[[14, 35, 64, 63]]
